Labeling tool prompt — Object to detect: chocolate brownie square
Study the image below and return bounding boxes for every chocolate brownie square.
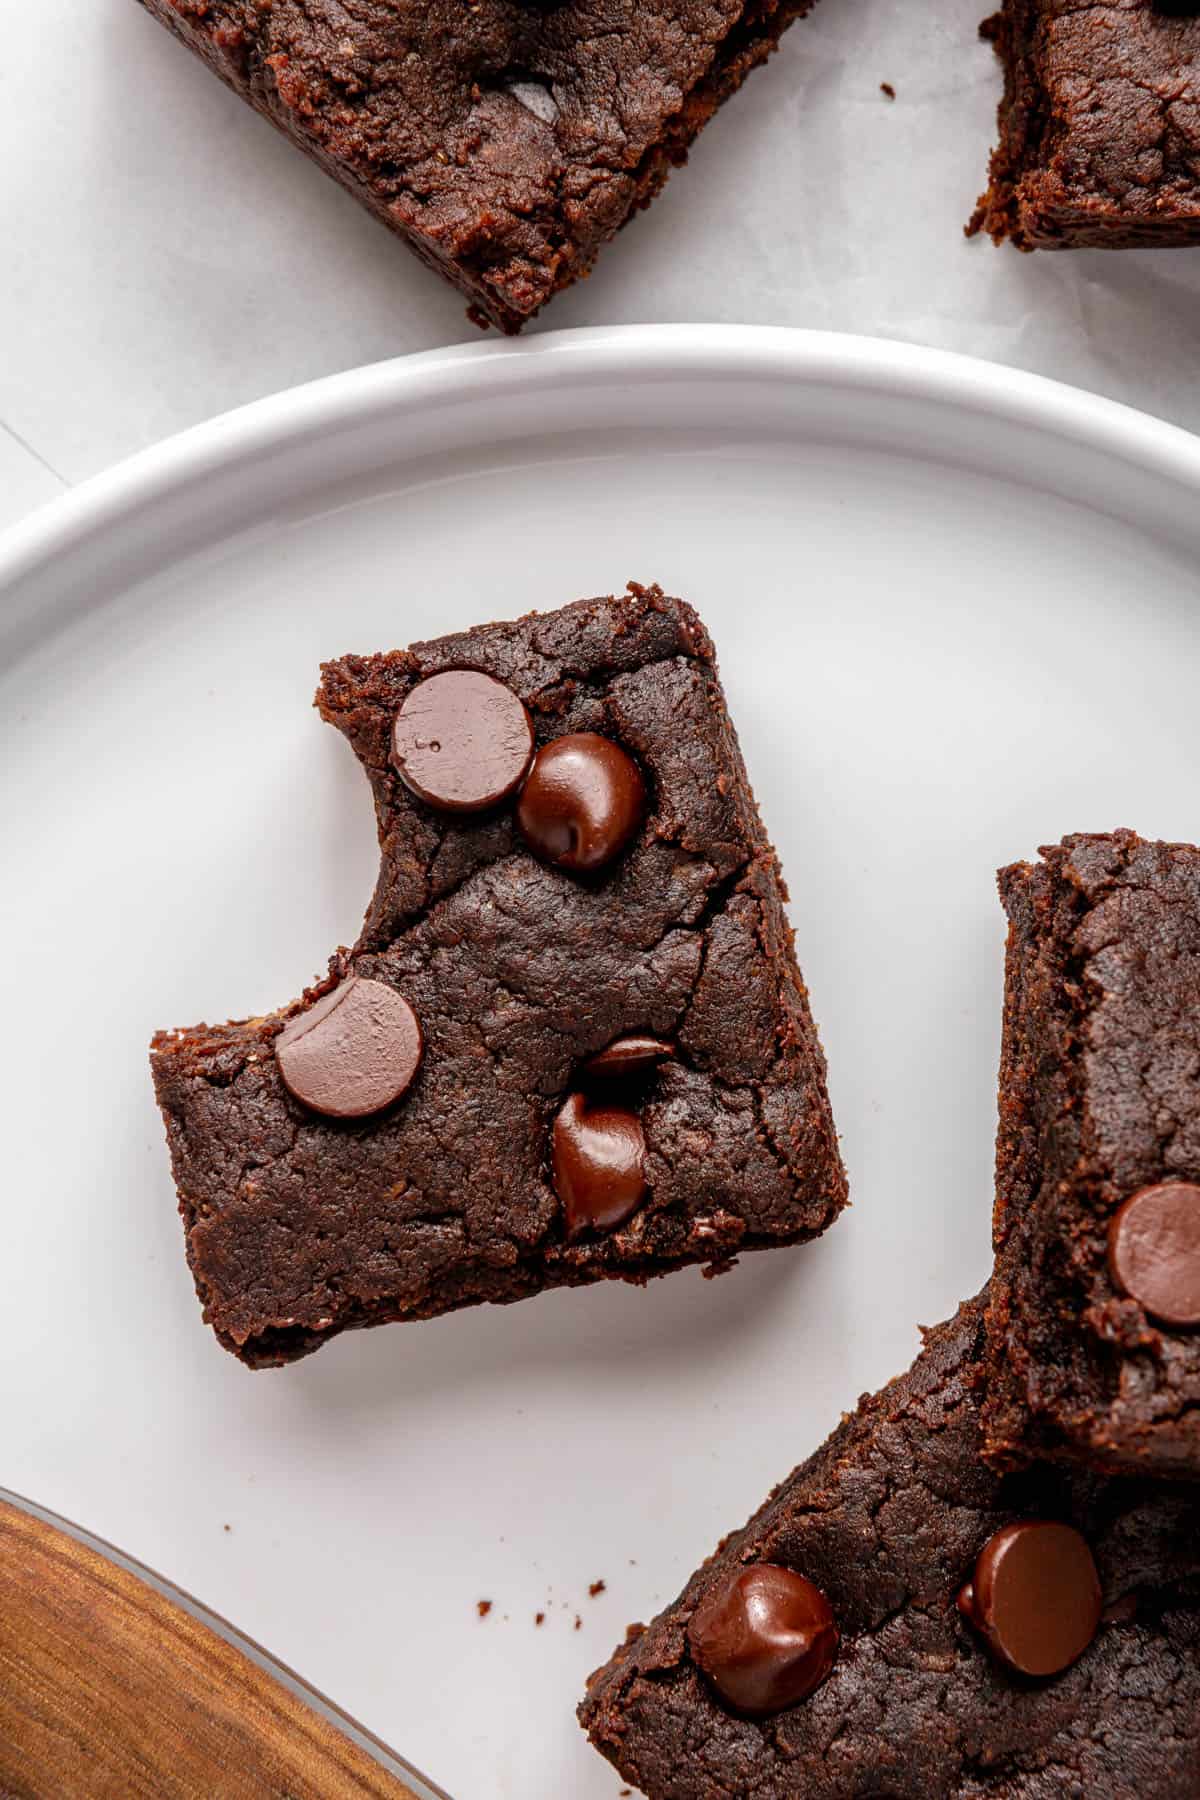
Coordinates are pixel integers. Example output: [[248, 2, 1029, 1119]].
[[580, 1290, 1200, 1799], [983, 830, 1200, 1479], [150, 585, 846, 1366], [971, 0, 1200, 249], [137, 0, 821, 332]]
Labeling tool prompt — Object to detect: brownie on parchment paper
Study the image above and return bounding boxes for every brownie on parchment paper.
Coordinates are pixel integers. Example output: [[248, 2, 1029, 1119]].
[[580, 1290, 1200, 1800], [970, 0, 1200, 250], [151, 585, 846, 1367], [136, 0, 822, 332], [982, 831, 1200, 1481]]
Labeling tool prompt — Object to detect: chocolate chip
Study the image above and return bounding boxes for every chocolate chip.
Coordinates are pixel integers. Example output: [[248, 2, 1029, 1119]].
[[552, 1092, 646, 1239], [687, 1565, 838, 1718], [391, 670, 533, 813], [275, 976, 422, 1119], [581, 1035, 675, 1080], [1108, 1181, 1200, 1327], [516, 733, 645, 873], [957, 1521, 1101, 1678]]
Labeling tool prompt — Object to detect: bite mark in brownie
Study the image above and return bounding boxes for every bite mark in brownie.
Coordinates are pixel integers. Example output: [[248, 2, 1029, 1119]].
[[136, 0, 820, 331], [150, 586, 846, 1366], [983, 830, 1200, 1479], [580, 1290, 1200, 1799], [970, 0, 1200, 250]]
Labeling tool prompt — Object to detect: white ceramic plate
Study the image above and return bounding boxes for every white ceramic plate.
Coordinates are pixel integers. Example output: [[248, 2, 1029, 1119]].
[[3, 325, 1200, 1800]]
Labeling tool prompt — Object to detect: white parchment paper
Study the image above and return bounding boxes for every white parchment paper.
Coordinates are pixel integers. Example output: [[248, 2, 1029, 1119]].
[[1, 0, 1199, 485]]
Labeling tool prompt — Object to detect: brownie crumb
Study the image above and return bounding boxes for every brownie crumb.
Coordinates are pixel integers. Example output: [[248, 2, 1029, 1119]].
[[535, 1611, 546, 1627], [575, 1615, 583, 1631], [880, 81, 896, 99], [477, 1600, 492, 1619], [589, 1580, 607, 1598], [222, 1524, 231, 1533], [701, 1257, 739, 1281]]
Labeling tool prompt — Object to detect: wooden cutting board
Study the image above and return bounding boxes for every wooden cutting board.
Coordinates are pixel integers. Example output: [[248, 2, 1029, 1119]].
[[0, 1496, 440, 1799]]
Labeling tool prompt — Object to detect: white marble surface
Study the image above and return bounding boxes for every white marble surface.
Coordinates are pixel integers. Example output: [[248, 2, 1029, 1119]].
[[3, 0, 1200, 538]]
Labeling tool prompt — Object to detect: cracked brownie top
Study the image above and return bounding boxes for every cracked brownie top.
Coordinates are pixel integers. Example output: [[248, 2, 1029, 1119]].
[[150, 586, 846, 1365], [973, 0, 1200, 249], [1037, 1, 1200, 206], [986, 830, 1200, 1477]]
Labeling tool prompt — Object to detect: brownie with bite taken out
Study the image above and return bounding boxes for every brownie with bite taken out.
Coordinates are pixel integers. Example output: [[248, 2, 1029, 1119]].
[[150, 585, 846, 1366]]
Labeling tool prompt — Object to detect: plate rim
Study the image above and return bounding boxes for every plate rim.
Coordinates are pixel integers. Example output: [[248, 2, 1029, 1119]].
[[4, 322, 1200, 602]]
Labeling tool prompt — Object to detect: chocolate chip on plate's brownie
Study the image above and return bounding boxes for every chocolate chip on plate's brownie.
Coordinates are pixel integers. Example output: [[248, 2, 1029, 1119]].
[[150, 585, 846, 1367], [579, 1290, 1200, 1800], [136, 0, 823, 333], [970, 0, 1200, 250], [983, 831, 1200, 1480]]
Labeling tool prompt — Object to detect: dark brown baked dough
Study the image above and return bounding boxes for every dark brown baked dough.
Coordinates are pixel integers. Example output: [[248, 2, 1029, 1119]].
[[580, 1290, 1200, 1799], [136, 0, 819, 331], [150, 586, 846, 1366], [970, 0, 1200, 249], [983, 830, 1200, 1479]]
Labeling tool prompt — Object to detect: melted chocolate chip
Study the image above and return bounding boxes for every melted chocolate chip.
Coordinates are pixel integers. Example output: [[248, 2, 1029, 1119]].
[[275, 976, 422, 1119], [957, 1521, 1101, 1678], [687, 1565, 838, 1718], [581, 1035, 675, 1080], [1108, 1181, 1200, 1327], [391, 670, 533, 813], [552, 1092, 646, 1239], [516, 733, 645, 873]]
